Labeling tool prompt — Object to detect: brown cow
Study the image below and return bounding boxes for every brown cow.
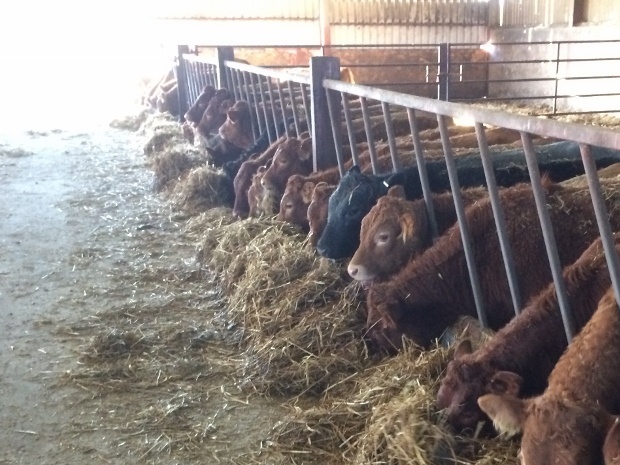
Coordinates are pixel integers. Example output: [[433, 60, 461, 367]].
[[247, 165, 269, 217], [365, 181, 620, 352], [348, 185, 488, 284], [218, 100, 254, 150], [184, 85, 216, 125], [437, 235, 619, 433], [478, 286, 620, 465], [261, 135, 313, 195], [196, 88, 233, 140], [232, 135, 287, 218], [605, 419, 620, 465], [307, 182, 336, 247]]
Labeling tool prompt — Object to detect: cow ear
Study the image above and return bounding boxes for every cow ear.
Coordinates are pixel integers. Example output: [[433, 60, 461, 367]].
[[387, 185, 406, 199], [453, 339, 473, 359], [604, 416, 620, 465], [299, 131, 311, 140], [301, 182, 316, 204], [478, 394, 527, 437], [386, 172, 406, 188], [347, 165, 361, 175], [299, 137, 313, 160], [488, 371, 523, 396]]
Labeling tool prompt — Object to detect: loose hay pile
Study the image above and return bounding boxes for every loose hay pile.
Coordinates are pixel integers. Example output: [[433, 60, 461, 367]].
[[109, 107, 154, 131], [197, 217, 369, 397], [170, 164, 234, 213]]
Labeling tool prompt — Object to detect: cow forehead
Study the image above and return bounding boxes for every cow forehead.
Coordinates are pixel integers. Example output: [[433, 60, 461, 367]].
[[331, 174, 374, 206]]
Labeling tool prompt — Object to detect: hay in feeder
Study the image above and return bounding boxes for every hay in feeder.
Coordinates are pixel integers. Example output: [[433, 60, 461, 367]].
[[197, 218, 369, 396], [151, 144, 209, 191], [183, 207, 236, 240], [109, 107, 153, 131], [143, 119, 185, 156], [170, 164, 235, 214]]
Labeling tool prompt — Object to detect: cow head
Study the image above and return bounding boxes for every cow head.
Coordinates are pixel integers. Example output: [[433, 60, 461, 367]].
[[436, 340, 523, 433], [219, 100, 254, 150], [248, 165, 269, 217], [184, 85, 216, 124], [262, 135, 313, 195], [277, 175, 314, 231], [307, 182, 336, 248], [479, 394, 616, 465], [347, 185, 430, 283], [233, 158, 259, 218], [197, 89, 233, 138], [316, 165, 390, 260]]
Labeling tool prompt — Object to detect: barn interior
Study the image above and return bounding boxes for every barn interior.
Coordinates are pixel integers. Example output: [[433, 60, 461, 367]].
[[1, 1, 620, 465]]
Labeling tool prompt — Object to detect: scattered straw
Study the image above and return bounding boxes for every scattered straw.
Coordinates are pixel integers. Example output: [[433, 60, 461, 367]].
[[151, 144, 209, 191], [170, 164, 234, 214], [109, 107, 154, 131]]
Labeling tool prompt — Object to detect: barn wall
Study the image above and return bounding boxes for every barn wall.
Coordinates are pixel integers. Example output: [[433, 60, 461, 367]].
[[150, 0, 489, 46], [489, 0, 574, 27], [487, 25, 620, 113], [580, 0, 620, 23]]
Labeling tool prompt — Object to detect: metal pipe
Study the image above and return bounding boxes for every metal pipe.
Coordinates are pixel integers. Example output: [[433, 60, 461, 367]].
[[266, 78, 280, 138], [359, 97, 379, 174], [250, 73, 266, 136], [438, 115, 488, 327], [475, 123, 523, 315], [257, 76, 274, 144], [287, 80, 301, 137], [342, 94, 360, 167], [276, 80, 290, 137], [521, 132, 575, 343], [300, 84, 312, 131], [407, 108, 438, 240], [381, 101, 402, 173], [325, 89, 346, 177], [241, 71, 258, 141]]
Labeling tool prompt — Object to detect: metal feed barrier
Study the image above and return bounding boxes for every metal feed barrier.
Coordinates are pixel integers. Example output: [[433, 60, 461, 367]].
[[176, 45, 620, 340]]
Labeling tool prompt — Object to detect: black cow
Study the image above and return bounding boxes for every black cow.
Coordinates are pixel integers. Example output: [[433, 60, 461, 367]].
[[316, 141, 620, 260]]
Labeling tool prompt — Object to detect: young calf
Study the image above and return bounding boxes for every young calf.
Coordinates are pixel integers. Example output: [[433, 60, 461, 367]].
[[232, 136, 287, 218], [348, 185, 488, 283], [206, 101, 255, 167], [365, 181, 620, 352], [478, 286, 620, 465], [437, 235, 619, 433], [261, 135, 313, 195], [307, 182, 336, 247]]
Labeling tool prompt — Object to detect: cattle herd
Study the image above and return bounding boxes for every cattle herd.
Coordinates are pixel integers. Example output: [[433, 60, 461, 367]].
[[173, 83, 620, 464]]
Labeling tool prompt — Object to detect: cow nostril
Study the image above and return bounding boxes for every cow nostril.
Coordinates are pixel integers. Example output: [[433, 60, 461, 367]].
[[348, 265, 358, 278]]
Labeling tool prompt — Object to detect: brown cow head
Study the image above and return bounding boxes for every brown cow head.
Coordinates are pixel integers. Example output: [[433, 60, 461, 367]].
[[219, 100, 254, 150], [262, 135, 313, 195], [347, 185, 430, 284], [248, 165, 269, 217], [197, 89, 233, 138], [233, 158, 260, 219], [604, 418, 620, 465], [307, 182, 335, 247], [184, 85, 216, 124], [277, 176, 314, 231], [479, 394, 617, 465], [436, 340, 523, 433]]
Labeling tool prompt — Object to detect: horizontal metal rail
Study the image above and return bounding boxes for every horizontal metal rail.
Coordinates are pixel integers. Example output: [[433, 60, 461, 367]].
[[224, 60, 311, 85]]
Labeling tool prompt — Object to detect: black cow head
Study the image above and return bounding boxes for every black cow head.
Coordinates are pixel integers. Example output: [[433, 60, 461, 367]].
[[316, 166, 392, 260]]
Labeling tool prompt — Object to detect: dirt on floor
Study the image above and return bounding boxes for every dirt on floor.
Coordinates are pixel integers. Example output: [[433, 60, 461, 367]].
[[0, 125, 285, 465]]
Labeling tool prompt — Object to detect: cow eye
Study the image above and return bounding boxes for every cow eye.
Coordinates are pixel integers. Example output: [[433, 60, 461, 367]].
[[285, 203, 293, 210], [347, 207, 361, 218], [377, 233, 390, 243]]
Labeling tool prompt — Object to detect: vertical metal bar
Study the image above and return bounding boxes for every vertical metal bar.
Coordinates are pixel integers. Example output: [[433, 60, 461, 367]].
[[579, 144, 620, 310], [230, 69, 240, 102], [300, 83, 312, 129], [475, 123, 523, 315], [325, 89, 346, 177], [407, 108, 438, 240], [521, 132, 575, 342], [438, 114, 488, 327], [240, 71, 251, 102], [186, 61, 196, 103], [276, 80, 290, 137], [258, 76, 275, 144], [216, 46, 234, 89], [287, 80, 301, 137], [360, 97, 380, 174], [198, 63, 207, 92], [342, 94, 360, 166], [250, 73, 266, 136], [553, 42, 561, 115], [176, 46, 190, 121], [381, 102, 402, 173], [208, 65, 216, 88], [438, 43, 450, 101], [266, 78, 281, 138], [241, 71, 258, 140], [310, 56, 341, 171]]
